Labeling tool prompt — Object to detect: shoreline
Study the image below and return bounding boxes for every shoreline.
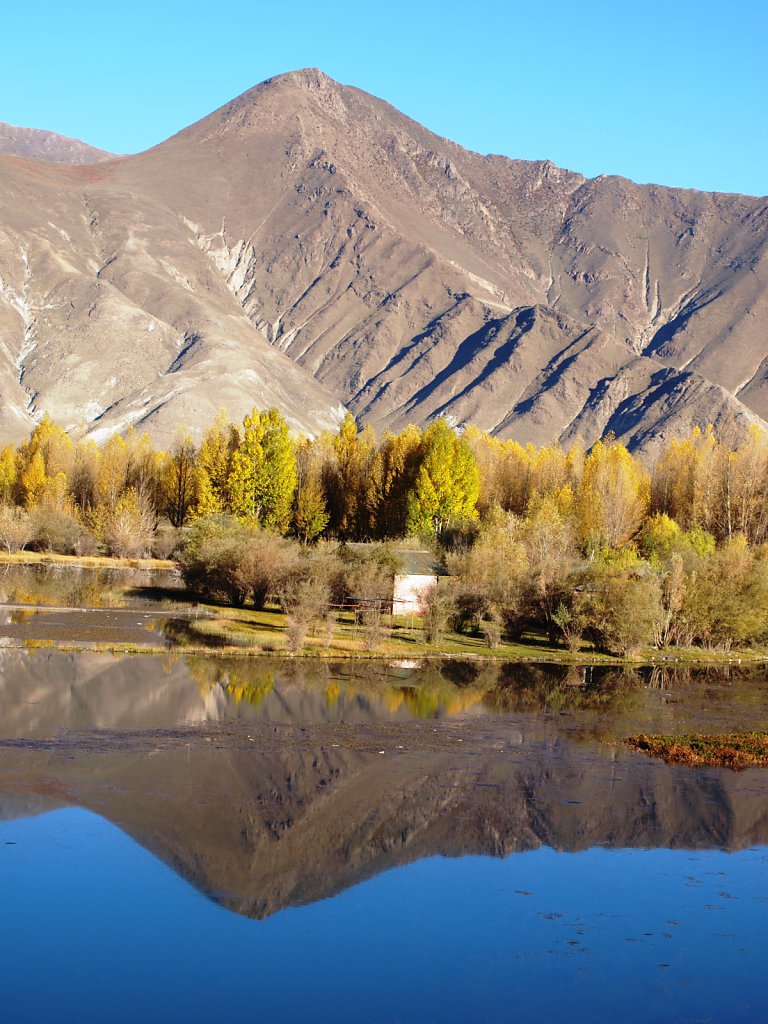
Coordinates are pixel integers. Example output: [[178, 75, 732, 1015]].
[[4, 633, 767, 668], [2, 553, 767, 668]]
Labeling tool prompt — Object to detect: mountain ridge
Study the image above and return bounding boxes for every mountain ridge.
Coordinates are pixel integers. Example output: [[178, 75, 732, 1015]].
[[0, 120, 115, 164]]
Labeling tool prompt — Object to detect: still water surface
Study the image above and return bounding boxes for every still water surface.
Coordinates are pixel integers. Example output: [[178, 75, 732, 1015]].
[[0, 649, 767, 1022]]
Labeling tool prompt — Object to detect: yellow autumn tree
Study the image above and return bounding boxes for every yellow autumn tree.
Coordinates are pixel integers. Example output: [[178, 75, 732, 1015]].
[[25, 413, 75, 481], [325, 414, 378, 539], [20, 450, 47, 508], [193, 412, 239, 516], [577, 438, 649, 550], [227, 409, 296, 531], [371, 424, 422, 537], [406, 420, 480, 535], [293, 437, 329, 543], [0, 444, 17, 504], [96, 433, 129, 507]]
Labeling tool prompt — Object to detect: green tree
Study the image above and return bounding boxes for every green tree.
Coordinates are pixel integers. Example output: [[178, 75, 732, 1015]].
[[406, 420, 479, 535], [227, 409, 296, 532], [254, 408, 297, 533]]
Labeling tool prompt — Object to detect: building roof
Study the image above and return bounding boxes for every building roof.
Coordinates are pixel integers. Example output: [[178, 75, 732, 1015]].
[[344, 543, 448, 577], [395, 550, 447, 577]]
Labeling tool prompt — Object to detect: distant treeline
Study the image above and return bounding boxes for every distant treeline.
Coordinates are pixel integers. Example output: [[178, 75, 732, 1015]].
[[3, 410, 768, 653]]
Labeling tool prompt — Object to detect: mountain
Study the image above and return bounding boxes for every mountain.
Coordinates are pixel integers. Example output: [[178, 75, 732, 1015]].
[[0, 69, 766, 450], [0, 121, 114, 164]]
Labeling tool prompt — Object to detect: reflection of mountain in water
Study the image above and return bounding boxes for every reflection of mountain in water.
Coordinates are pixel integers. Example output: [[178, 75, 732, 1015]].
[[1, 650, 768, 918]]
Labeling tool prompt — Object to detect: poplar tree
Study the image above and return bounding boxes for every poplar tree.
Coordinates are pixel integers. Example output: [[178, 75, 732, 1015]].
[[294, 438, 329, 543], [326, 414, 377, 539], [371, 425, 422, 538], [0, 445, 17, 504], [25, 413, 75, 481], [577, 437, 648, 550], [254, 408, 297, 534], [163, 431, 197, 528], [228, 411, 265, 520], [96, 434, 129, 507], [20, 451, 47, 508], [228, 409, 297, 532], [406, 419, 479, 535], [194, 413, 239, 516]]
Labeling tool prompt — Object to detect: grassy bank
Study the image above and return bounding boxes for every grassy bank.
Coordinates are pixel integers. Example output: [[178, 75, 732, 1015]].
[[2, 552, 768, 666], [627, 732, 768, 769], [161, 602, 768, 666]]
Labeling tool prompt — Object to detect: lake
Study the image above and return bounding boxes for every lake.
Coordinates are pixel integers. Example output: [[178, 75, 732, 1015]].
[[0, 649, 767, 1022]]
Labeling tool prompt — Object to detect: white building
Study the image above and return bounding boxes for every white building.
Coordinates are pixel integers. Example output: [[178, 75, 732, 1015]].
[[392, 550, 444, 616]]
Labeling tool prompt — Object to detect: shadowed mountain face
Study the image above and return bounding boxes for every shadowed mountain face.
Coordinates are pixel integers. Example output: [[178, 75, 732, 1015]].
[[0, 72, 766, 448], [1, 650, 768, 919]]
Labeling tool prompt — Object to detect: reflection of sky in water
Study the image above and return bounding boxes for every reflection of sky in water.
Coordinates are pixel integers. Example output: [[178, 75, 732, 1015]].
[[0, 809, 764, 1024]]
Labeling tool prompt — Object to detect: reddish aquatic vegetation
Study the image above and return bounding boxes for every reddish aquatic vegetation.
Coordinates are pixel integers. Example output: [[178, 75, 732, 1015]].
[[627, 732, 768, 770]]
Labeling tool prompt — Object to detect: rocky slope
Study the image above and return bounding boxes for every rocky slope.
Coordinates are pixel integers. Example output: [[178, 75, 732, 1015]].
[[0, 69, 766, 450]]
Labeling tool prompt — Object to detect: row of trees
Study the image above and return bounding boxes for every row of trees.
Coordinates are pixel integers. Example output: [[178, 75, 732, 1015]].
[[0, 410, 480, 553], [3, 409, 768, 556], [444, 502, 768, 654], [1, 405, 768, 653]]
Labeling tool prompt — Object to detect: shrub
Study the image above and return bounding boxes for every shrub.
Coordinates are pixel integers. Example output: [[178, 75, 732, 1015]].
[[579, 565, 662, 656], [104, 489, 154, 558], [279, 563, 332, 651], [30, 508, 90, 555], [418, 582, 455, 645], [180, 516, 299, 607], [0, 504, 33, 553]]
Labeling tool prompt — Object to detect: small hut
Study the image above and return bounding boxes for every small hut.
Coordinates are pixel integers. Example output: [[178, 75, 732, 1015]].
[[392, 550, 446, 616]]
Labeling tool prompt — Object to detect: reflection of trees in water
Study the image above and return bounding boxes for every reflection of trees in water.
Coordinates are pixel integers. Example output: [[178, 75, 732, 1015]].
[[0, 562, 181, 609], [185, 656, 275, 707], [641, 663, 768, 713], [0, 563, 115, 607], [180, 654, 768, 721], [179, 656, 654, 720], [483, 664, 645, 715], [326, 659, 496, 718]]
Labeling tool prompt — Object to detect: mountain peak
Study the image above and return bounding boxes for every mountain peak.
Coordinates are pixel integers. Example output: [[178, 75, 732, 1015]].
[[264, 67, 337, 89]]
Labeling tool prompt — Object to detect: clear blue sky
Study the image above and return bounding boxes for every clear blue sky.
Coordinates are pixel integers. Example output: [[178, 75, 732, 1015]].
[[2, 0, 766, 196]]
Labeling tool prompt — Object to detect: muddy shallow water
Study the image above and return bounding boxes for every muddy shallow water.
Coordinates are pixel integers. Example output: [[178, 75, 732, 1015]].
[[0, 649, 767, 1022]]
